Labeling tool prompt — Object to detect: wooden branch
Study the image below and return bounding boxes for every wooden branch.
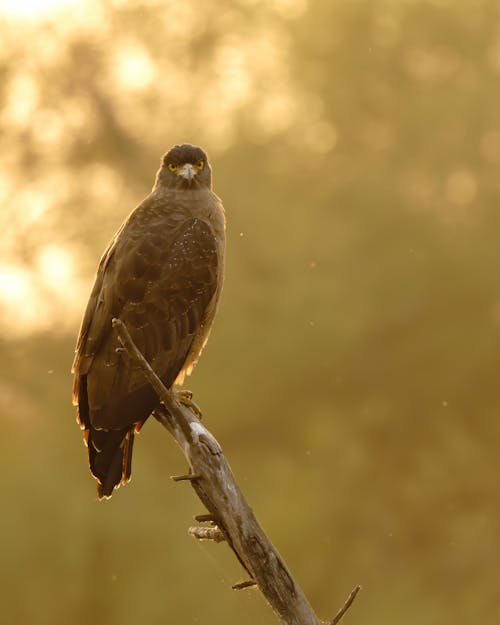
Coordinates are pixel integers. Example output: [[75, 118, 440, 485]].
[[330, 585, 361, 625], [112, 317, 360, 625]]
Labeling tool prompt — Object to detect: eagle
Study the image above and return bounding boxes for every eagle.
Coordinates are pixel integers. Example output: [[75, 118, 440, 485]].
[[72, 144, 226, 499]]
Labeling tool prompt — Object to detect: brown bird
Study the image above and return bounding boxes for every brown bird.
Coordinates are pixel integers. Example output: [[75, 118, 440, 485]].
[[72, 144, 226, 498]]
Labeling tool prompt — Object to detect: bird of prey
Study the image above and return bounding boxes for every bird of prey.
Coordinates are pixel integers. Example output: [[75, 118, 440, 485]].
[[72, 144, 226, 499]]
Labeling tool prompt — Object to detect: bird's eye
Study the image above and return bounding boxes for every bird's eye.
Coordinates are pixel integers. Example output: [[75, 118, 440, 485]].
[[195, 160, 204, 170], [167, 163, 177, 172]]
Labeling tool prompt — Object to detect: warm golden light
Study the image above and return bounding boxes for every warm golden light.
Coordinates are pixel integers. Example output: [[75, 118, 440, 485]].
[[0, 3, 497, 625], [36, 245, 73, 288], [0, 246, 86, 336], [113, 41, 156, 92], [0, 0, 79, 20], [0, 264, 42, 335], [0, 264, 31, 302]]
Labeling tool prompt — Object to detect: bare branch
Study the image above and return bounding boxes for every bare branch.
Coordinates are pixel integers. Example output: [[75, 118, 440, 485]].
[[232, 580, 258, 590], [330, 586, 361, 625], [112, 317, 360, 625], [188, 526, 225, 542], [171, 473, 201, 482], [194, 513, 216, 523]]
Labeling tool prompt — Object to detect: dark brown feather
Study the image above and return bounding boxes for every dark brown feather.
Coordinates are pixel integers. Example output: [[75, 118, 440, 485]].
[[73, 203, 221, 497]]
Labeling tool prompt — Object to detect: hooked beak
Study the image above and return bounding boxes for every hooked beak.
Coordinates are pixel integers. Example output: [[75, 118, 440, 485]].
[[177, 163, 196, 184]]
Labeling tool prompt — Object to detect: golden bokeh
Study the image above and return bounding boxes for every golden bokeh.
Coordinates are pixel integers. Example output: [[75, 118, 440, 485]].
[[1, 2, 499, 624]]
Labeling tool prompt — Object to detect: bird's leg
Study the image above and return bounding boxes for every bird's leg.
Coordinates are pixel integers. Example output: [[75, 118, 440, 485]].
[[173, 388, 203, 420]]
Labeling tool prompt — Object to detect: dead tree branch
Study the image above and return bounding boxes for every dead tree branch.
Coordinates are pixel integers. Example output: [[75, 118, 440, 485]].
[[112, 317, 360, 625], [330, 585, 362, 625]]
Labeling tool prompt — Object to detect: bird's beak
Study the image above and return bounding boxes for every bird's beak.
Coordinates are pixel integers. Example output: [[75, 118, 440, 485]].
[[177, 163, 196, 184]]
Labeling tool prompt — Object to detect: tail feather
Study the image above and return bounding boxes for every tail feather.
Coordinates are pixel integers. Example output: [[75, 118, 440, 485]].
[[87, 427, 135, 499]]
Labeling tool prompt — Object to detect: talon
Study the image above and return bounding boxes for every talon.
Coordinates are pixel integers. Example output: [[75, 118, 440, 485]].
[[174, 389, 203, 419]]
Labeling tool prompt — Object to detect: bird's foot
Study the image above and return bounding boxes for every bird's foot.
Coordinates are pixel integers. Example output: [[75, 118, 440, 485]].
[[174, 389, 203, 420]]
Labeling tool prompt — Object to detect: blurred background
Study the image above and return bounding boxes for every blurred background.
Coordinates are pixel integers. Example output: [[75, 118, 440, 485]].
[[1, 0, 499, 623]]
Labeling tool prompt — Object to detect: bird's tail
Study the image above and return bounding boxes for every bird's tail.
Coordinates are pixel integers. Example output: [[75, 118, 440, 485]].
[[86, 427, 135, 499]]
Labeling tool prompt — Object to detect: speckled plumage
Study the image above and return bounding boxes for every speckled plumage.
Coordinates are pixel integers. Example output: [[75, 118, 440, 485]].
[[72, 145, 225, 498]]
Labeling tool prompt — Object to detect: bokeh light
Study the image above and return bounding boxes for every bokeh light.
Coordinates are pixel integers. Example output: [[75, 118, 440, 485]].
[[1, 2, 499, 625], [0, 0, 79, 20]]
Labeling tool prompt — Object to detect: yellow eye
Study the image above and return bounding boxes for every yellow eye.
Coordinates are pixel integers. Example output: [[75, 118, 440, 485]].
[[195, 160, 204, 170], [167, 163, 177, 172]]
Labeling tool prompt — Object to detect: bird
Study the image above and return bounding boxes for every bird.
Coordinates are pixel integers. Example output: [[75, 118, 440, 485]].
[[72, 144, 226, 499]]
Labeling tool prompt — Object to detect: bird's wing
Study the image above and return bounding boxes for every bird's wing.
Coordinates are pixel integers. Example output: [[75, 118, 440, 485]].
[[71, 228, 122, 391], [75, 216, 219, 430]]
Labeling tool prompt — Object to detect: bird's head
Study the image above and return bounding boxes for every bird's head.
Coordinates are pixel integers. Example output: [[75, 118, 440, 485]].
[[155, 144, 212, 190]]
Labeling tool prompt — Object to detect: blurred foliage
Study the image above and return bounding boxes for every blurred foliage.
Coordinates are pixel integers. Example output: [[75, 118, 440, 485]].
[[1, 0, 500, 623]]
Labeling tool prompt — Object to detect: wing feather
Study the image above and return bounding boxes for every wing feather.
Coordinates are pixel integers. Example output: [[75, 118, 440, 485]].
[[74, 214, 219, 431]]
